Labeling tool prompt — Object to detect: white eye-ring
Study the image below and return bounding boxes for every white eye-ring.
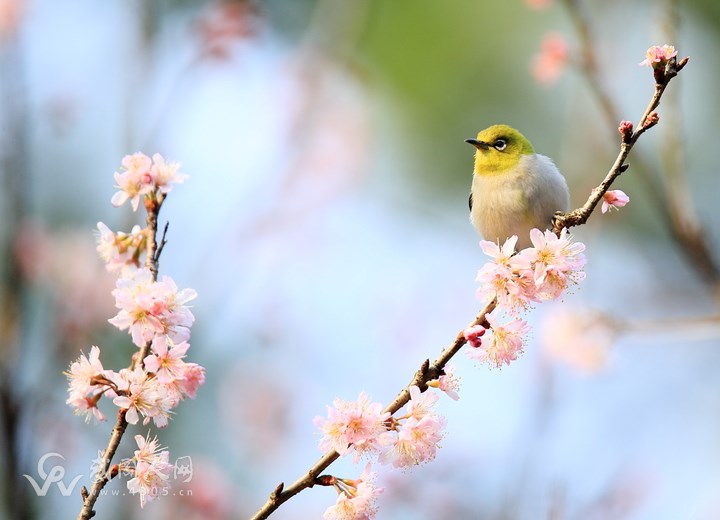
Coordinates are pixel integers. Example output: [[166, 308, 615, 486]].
[[493, 139, 507, 151]]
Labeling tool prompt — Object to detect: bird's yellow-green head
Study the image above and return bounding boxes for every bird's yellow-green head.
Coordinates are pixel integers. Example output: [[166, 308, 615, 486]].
[[466, 124, 534, 175]]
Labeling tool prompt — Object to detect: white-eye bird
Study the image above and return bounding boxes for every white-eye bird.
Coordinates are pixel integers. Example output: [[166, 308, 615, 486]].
[[466, 124, 569, 250]]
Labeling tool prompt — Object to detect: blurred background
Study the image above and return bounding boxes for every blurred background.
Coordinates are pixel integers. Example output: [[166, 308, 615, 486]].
[[1, 0, 720, 518]]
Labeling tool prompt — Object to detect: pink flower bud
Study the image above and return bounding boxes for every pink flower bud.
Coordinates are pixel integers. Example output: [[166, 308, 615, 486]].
[[463, 325, 486, 348], [618, 120, 633, 143]]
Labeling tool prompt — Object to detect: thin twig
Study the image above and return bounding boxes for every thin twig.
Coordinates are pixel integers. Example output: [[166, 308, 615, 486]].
[[562, 0, 718, 287], [553, 56, 688, 233]]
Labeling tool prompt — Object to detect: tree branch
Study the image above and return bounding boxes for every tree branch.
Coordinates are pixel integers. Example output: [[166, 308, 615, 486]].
[[251, 41, 690, 520], [76, 193, 165, 520], [553, 56, 688, 233], [250, 300, 496, 520]]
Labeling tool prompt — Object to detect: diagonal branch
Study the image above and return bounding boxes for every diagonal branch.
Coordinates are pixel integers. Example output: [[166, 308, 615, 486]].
[[251, 44, 689, 520], [552, 56, 688, 233], [250, 300, 496, 520]]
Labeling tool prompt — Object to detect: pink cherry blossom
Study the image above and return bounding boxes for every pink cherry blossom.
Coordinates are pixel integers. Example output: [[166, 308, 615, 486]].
[[151, 153, 188, 194], [428, 363, 460, 401], [514, 228, 586, 301], [467, 309, 529, 368], [378, 386, 446, 468], [111, 152, 154, 211], [66, 346, 110, 422], [379, 414, 446, 468], [177, 362, 206, 399], [144, 337, 191, 384], [476, 235, 540, 312], [542, 306, 615, 374], [124, 434, 173, 508], [111, 368, 173, 428], [66, 393, 107, 423], [324, 464, 383, 520], [110, 153, 188, 211], [639, 44, 677, 67], [108, 268, 197, 347], [601, 190, 630, 213], [531, 32, 568, 86], [66, 345, 105, 398], [156, 274, 198, 342], [405, 385, 439, 421], [314, 392, 390, 462], [525, 0, 553, 9], [95, 222, 146, 272]]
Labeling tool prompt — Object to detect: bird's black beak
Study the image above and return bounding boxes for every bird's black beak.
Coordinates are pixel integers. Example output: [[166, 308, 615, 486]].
[[465, 138, 489, 150]]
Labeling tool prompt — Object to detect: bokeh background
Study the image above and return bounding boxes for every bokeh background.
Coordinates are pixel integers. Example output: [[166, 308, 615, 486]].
[[2, 0, 720, 519]]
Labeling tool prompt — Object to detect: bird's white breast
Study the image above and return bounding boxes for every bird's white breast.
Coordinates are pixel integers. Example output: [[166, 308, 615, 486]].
[[470, 154, 569, 249]]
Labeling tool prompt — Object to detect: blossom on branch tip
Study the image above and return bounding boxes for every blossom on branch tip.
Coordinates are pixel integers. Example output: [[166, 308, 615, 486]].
[[323, 464, 383, 520], [123, 434, 173, 508], [639, 44, 677, 68], [314, 392, 390, 462], [151, 153, 188, 194], [111, 153, 154, 211], [601, 190, 630, 213], [110, 152, 188, 211]]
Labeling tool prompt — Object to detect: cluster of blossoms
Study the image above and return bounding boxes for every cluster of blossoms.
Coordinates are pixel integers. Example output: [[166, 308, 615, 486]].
[[111, 152, 187, 211], [66, 152, 204, 508], [468, 228, 587, 367], [314, 379, 457, 518], [119, 434, 174, 508]]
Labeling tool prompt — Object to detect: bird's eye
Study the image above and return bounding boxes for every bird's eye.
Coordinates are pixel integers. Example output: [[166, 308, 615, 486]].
[[493, 139, 507, 151]]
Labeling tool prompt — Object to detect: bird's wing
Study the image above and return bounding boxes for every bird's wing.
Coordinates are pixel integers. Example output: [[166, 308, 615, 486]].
[[468, 192, 473, 211]]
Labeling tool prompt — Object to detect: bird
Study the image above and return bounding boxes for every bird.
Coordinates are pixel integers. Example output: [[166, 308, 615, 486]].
[[466, 124, 569, 250]]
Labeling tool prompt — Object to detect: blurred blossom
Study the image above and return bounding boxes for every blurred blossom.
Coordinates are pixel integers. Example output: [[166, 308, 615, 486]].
[[197, 0, 258, 60], [243, 56, 371, 240], [218, 363, 293, 460], [0, 0, 22, 41], [525, 0, 553, 10], [164, 458, 236, 519], [541, 306, 617, 374], [14, 221, 116, 345], [531, 32, 569, 86]]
